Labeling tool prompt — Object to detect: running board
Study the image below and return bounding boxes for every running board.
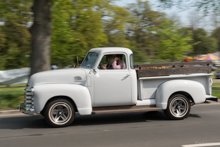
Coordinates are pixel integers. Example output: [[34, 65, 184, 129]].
[[205, 95, 218, 102], [92, 105, 162, 115]]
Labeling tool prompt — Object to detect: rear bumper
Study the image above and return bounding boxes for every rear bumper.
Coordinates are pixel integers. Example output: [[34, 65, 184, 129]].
[[19, 103, 35, 115], [205, 95, 218, 102]]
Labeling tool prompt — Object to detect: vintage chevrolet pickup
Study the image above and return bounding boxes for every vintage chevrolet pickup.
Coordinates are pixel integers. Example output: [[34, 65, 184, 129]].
[[20, 47, 218, 127]]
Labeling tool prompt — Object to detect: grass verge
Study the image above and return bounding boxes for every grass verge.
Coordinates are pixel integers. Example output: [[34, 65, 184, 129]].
[[0, 88, 24, 110], [212, 91, 220, 99], [0, 83, 26, 88], [213, 83, 220, 87], [212, 87, 220, 90]]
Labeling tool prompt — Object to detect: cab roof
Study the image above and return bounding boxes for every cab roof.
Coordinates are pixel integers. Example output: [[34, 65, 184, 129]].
[[89, 47, 133, 55]]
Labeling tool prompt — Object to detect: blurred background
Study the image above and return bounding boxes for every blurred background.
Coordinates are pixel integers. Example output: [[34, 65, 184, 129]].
[[1, 0, 220, 110], [1, 0, 220, 69]]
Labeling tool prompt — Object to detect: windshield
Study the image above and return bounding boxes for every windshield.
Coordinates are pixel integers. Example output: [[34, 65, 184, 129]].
[[80, 52, 99, 69]]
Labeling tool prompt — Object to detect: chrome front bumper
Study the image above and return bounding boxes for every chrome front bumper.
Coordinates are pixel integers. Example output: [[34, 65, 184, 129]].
[[19, 103, 35, 115]]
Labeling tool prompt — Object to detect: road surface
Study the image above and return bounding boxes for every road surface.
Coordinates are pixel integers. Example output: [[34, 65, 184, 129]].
[[0, 104, 219, 147]]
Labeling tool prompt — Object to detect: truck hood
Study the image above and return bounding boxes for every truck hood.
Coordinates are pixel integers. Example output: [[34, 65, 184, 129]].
[[28, 68, 89, 87]]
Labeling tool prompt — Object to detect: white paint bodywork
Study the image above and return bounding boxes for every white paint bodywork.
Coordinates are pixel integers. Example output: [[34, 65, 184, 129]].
[[28, 68, 89, 87], [155, 79, 206, 109], [85, 47, 137, 107], [138, 74, 212, 109], [25, 47, 214, 115], [28, 68, 93, 115], [34, 84, 92, 115], [93, 70, 132, 106], [138, 74, 212, 100]]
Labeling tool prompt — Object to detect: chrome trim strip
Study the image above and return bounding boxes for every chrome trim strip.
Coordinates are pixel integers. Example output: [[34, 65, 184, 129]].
[[25, 100, 32, 103], [25, 92, 33, 96], [26, 104, 32, 107], [25, 96, 32, 99]]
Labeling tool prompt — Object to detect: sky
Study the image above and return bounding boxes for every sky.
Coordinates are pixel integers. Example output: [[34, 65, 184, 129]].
[[115, 0, 213, 32]]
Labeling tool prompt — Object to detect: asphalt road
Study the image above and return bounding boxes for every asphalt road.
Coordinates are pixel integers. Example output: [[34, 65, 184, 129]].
[[0, 104, 220, 147]]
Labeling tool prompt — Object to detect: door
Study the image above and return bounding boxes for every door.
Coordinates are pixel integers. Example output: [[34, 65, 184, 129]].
[[93, 54, 132, 107]]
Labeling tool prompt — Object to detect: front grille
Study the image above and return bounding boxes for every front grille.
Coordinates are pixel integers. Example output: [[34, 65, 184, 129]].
[[24, 87, 34, 110]]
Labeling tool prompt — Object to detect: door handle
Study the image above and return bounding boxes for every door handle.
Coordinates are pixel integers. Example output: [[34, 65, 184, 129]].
[[122, 74, 130, 80], [125, 74, 130, 77]]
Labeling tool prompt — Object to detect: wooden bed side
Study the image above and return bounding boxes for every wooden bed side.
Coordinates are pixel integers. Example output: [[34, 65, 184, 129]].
[[134, 61, 212, 78]]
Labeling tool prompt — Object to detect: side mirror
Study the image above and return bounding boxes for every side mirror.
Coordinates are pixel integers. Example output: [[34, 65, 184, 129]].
[[93, 69, 97, 74]]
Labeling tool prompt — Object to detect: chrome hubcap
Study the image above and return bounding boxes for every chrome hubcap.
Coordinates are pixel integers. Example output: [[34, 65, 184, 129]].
[[170, 97, 188, 118], [49, 102, 72, 125]]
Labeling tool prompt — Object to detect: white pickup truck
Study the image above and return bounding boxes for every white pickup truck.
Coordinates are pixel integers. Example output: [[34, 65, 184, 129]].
[[20, 47, 217, 127]]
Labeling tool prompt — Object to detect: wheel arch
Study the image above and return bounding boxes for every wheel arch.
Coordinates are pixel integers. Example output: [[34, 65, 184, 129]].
[[40, 96, 78, 115], [155, 79, 206, 109], [169, 91, 194, 104]]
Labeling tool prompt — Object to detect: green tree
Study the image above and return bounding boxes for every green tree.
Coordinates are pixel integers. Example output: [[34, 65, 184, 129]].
[[0, 26, 6, 69], [126, 0, 165, 55], [152, 20, 194, 61], [211, 27, 220, 52], [109, 0, 167, 63], [103, 6, 130, 48], [3, 19, 31, 69], [51, 0, 77, 67], [0, 0, 31, 69], [51, 0, 113, 67], [159, 0, 220, 14], [192, 28, 218, 55]]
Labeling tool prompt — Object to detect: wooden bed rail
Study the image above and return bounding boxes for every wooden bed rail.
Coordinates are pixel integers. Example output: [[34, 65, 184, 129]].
[[134, 61, 212, 78]]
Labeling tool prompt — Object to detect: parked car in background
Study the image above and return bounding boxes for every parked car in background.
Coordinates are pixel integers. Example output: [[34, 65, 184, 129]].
[[211, 65, 218, 71], [216, 70, 220, 79]]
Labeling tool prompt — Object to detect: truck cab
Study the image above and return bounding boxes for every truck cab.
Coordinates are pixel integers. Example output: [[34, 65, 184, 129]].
[[81, 47, 137, 107]]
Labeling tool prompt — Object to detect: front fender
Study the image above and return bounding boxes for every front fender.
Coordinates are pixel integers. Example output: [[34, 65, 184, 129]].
[[33, 84, 92, 115], [155, 80, 206, 109]]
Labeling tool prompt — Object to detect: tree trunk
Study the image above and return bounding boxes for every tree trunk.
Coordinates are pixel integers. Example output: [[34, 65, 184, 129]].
[[30, 0, 53, 76]]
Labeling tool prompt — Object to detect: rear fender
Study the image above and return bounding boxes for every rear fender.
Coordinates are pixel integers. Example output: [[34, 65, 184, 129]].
[[155, 80, 206, 109]]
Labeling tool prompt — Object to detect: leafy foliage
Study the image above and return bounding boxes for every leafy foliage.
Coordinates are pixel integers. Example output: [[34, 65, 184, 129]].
[[151, 20, 194, 61], [0, 0, 218, 70], [51, 0, 110, 66], [159, 0, 220, 14], [0, 0, 32, 69], [211, 27, 220, 52], [192, 28, 218, 55]]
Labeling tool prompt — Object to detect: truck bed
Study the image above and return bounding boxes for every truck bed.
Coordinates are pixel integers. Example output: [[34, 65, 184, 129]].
[[137, 73, 212, 100]]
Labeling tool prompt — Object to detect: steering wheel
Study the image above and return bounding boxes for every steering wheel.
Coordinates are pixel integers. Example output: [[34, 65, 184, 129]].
[[99, 63, 103, 69]]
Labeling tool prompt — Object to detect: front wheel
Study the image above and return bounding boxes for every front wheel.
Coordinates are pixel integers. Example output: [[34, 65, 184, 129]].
[[44, 99, 75, 127], [164, 94, 191, 120]]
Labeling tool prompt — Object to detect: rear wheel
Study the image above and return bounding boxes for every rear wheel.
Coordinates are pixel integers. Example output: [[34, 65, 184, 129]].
[[164, 94, 191, 120], [44, 99, 75, 127]]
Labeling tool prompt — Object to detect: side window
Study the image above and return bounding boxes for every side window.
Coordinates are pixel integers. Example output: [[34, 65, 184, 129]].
[[98, 54, 127, 70]]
